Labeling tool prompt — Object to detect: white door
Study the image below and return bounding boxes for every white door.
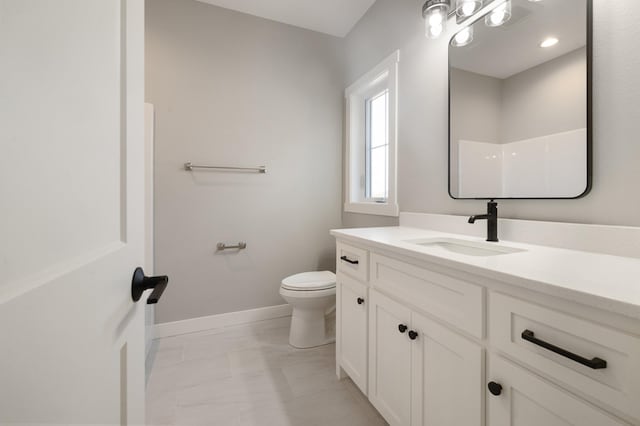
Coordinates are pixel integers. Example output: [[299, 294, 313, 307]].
[[488, 355, 628, 426], [411, 312, 483, 426], [0, 1, 147, 424], [369, 290, 412, 426], [337, 274, 368, 394]]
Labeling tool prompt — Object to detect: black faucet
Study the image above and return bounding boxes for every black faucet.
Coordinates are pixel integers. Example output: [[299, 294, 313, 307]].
[[468, 200, 499, 242]]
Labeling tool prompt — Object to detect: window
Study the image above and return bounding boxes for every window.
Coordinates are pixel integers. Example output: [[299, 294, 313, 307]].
[[345, 51, 399, 216]]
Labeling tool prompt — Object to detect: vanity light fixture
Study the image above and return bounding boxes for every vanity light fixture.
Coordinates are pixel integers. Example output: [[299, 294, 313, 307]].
[[539, 37, 559, 48], [423, 0, 451, 39], [451, 26, 474, 47], [485, 0, 511, 27], [456, 0, 483, 18]]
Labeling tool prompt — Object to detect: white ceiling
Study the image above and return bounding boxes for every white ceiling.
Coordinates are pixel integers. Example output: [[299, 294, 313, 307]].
[[450, 0, 587, 79], [193, 0, 377, 37]]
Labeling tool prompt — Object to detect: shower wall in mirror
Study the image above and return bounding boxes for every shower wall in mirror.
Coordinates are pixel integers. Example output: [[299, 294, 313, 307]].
[[449, 0, 591, 199]]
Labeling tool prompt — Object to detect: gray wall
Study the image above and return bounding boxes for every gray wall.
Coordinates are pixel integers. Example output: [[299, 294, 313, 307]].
[[449, 68, 502, 192], [502, 48, 587, 142], [146, 0, 344, 323], [344, 0, 640, 225]]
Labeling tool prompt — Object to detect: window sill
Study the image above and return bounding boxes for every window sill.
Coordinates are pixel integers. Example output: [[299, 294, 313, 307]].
[[344, 201, 399, 217]]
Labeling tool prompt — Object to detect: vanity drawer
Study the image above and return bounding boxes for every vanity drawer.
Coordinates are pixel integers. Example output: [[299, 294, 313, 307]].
[[490, 292, 640, 420], [370, 254, 484, 339], [336, 242, 369, 282]]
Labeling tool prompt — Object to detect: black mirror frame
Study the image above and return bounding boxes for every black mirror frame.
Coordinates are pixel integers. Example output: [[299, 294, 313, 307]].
[[447, 0, 593, 200]]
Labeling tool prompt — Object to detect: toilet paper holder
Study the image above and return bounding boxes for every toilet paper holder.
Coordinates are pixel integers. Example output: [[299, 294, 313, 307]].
[[217, 241, 247, 251]]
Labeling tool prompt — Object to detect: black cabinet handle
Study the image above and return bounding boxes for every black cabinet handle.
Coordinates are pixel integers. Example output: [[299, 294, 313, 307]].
[[408, 330, 418, 340], [340, 255, 359, 265], [488, 381, 503, 396], [357, 297, 365, 305], [521, 330, 607, 370], [131, 267, 169, 304], [398, 324, 408, 333]]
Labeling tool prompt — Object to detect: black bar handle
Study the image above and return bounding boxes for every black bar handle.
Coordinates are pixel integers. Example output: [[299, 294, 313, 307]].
[[131, 267, 169, 304], [521, 330, 607, 370], [147, 279, 168, 304], [340, 255, 359, 265]]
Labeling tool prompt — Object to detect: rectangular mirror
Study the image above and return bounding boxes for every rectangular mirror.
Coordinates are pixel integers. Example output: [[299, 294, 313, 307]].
[[449, 0, 591, 199]]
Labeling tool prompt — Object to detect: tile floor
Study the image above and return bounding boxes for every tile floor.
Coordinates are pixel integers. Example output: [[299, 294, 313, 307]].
[[146, 316, 387, 426]]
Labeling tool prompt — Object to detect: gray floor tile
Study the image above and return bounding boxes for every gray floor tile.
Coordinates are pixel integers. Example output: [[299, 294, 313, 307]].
[[146, 317, 387, 426]]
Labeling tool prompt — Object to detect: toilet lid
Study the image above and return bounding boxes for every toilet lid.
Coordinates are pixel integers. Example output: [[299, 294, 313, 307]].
[[281, 271, 336, 291]]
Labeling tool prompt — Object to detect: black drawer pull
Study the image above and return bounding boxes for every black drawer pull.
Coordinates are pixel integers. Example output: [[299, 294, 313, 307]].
[[398, 324, 408, 333], [357, 297, 365, 305], [521, 330, 607, 370], [340, 255, 359, 265], [408, 330, 418, 340]]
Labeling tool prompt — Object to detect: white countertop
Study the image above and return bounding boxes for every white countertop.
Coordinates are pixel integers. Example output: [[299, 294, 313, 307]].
[[331, 226, 640, 320]]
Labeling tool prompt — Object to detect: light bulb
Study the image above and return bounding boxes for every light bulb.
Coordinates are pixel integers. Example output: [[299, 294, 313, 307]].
[[485, 0, 511, 27], [428, 22, 444, 38], [462, 3, 475, 14], [451, 26, 473, 47], [457, 0, 482, 18], [429, 11, 443, 26], [423, 1, 450, 40], [425, 9, 447, 39]]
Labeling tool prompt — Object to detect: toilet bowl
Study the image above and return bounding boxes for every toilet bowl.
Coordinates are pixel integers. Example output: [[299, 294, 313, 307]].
[[280, 271, 336, 349]]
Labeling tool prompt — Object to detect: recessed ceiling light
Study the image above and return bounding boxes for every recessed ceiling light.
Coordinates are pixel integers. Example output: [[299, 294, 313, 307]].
[[539, 37, 559, 48]]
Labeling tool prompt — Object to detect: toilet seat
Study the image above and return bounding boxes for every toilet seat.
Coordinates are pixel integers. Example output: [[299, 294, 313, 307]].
[[281, 271, 336, 291]]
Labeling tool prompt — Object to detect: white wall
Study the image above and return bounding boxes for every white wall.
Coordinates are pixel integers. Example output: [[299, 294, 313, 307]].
[[459, 129, 587, 198], [146, 0, 344, 323], [344, 0, 640, 225]]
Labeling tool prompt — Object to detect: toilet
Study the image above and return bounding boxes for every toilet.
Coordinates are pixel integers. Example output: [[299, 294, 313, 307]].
[[280, 271, 336, 349]]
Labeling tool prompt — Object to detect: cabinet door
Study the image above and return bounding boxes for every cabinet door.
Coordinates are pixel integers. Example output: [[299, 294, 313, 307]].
[[488, 355, 629, 426], [337, 274, 368, 394], [411, 312, 483, 426], [369, 290, 412, 426]]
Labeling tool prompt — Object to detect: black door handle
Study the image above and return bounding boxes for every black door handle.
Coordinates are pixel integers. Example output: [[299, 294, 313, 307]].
[[340, 255, 359, 265], [357, 297, 365, 305], [488, 381, 503, 396], [398, 324, 408, 333], [521, 330, 607, 370], [408, 330, 418, 340], [131, 267, 169, 304]]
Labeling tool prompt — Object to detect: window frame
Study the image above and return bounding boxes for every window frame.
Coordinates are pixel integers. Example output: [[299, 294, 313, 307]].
[[344, 50, 399, 217]]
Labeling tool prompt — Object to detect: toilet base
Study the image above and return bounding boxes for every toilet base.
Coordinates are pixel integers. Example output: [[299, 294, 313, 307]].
[[288, 307, 336, 349]]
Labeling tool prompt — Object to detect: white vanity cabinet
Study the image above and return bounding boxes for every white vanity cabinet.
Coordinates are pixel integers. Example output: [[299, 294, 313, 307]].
[[488, 355, 628, 426], [368, 290, 483, 426], [335, 241, 370, 395], [336, 273, 368, 393], [368, 290, 412, 425], [333, 232, 640, 426]]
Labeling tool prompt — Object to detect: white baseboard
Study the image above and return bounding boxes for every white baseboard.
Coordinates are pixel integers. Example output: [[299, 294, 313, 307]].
[[154, 304, 292, 339]]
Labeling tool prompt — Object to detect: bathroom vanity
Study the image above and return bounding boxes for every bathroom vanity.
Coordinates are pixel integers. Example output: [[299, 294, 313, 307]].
[[332, 215, 640, 426]]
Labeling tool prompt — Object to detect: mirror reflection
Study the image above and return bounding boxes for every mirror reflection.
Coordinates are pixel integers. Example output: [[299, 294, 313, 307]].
[[449, 0, 590, 199]]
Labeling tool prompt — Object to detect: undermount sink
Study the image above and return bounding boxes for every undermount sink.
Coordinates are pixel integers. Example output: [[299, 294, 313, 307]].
[[405, 237, 526, 257]]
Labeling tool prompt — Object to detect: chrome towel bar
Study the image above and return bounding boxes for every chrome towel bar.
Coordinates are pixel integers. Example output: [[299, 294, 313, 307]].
[[217, 242, 247, 251], [184, 162, 266, 173]]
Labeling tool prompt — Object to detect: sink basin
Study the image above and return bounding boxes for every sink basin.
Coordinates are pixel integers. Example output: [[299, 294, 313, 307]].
[[405, 238, 526, 257]]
